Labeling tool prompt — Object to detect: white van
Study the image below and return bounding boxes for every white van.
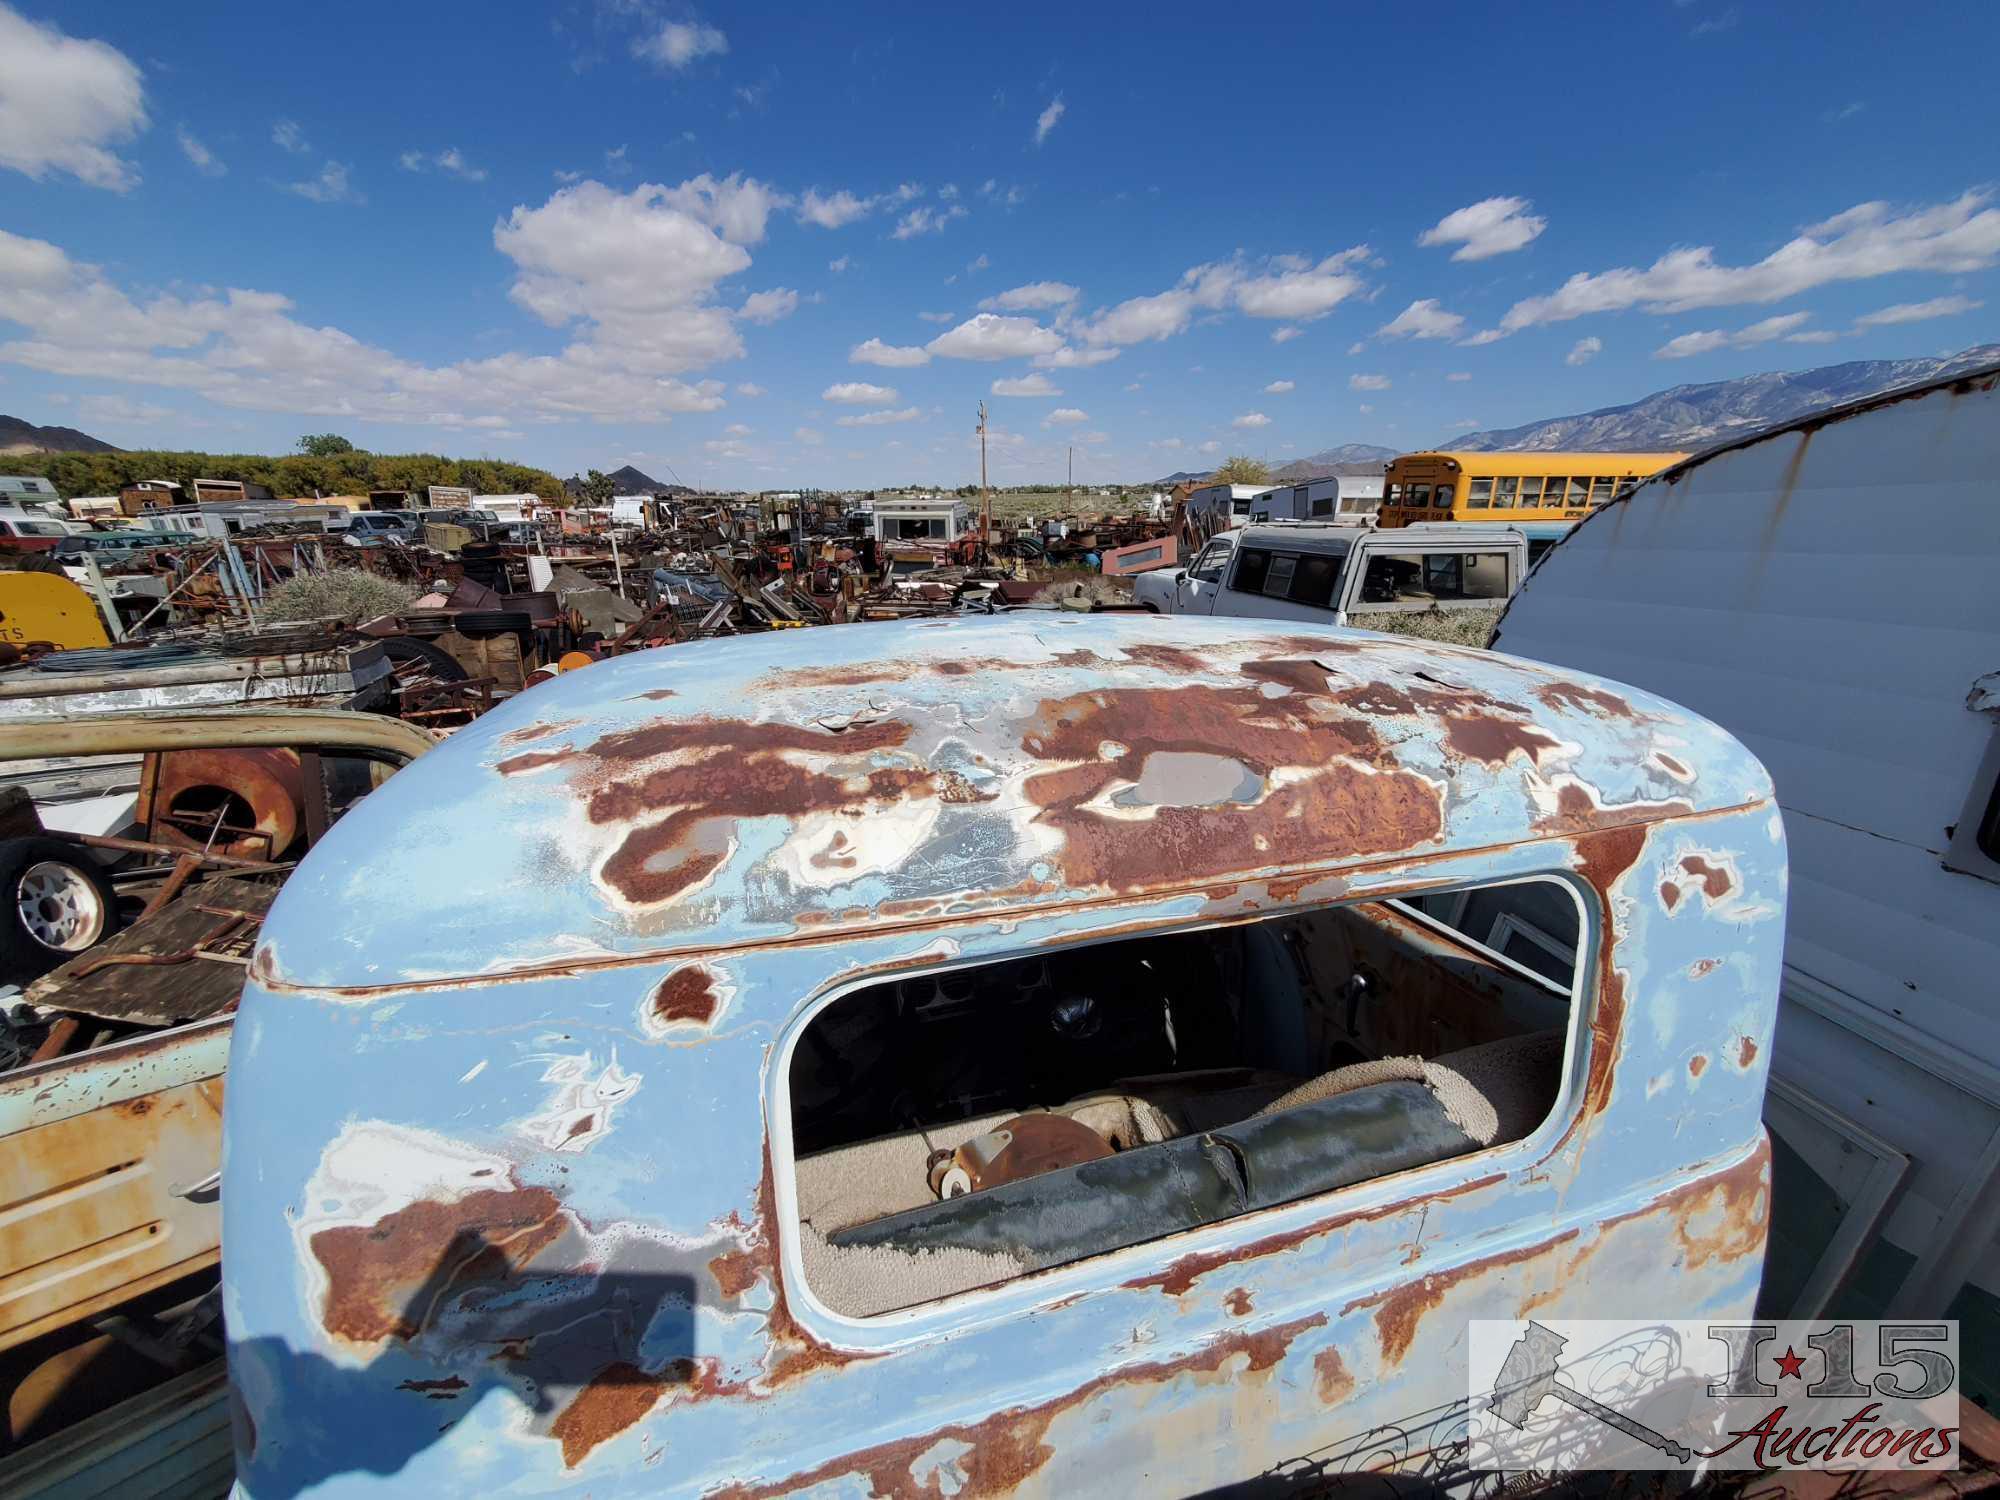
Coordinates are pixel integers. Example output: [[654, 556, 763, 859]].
[[1133, 521, 1527, 626]]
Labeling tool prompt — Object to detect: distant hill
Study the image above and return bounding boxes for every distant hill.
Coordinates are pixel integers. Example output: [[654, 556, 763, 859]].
[[1445, 345, 2000, 453], [0, 414, 119, 456], [1153, 442, 1399, 488]]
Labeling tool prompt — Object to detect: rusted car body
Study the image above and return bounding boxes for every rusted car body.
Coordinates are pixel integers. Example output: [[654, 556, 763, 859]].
[[223, 614, 1784, 1496], [0, 709, 433, 1480]]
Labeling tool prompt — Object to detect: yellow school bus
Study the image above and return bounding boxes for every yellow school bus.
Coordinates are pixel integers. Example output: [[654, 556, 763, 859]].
[[1377, 451, 1688, 528]]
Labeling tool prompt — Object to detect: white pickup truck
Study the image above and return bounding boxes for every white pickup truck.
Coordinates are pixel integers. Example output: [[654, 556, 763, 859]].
[[1133, 521, 1529, 627]]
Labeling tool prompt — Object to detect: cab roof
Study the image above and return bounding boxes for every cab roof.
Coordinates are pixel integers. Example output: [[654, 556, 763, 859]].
[[258, 613, 1769, 993]]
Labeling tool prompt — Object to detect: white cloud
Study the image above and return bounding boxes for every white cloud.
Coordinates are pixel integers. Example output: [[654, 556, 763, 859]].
[[177, 125, 224, 177], [797, 188, 873, 229], [0, 6, 146, 191], [1653, 311, 1815, 358], [1032, 344, 1118, 368], [1347, 340, 1365, 355], [837, 405, 920, 426], [1349, 373, 1391, 390], [738, 287, 797, 324], [602, 145, 632, 176], [938, 183, 959, 201], [850, 337, 931, 367], [1198, 440, 1221, 455], [723, 422, 752, 436], [271, 119, 309, 155], [1477, 190, 2000, 340], [1566, 336, 1603, 366], [704, 436, 752, 459], [828, 255, 851, 273], [822, 380, 898, 405], [736, 382, 766, 396], [1153, 438, 1183, 451], [1263, 379, 1294, 393], [1446, 371, 1472, 381], [0, 200, 747, 429], [1690, 8, 1738, 36], [1418, 196, 1547, 261], [1786, 330, 1840, 343], [283, 161, 363, 205], [967, 253, 989, 273], [1358, 403, 1374, 415], [891, 182, 924, 203], [892, 204, 967, 239], [917, 310, 955, 324], [980, 281, 1079, 311], [400, 146, 487, 182], [1078, 250, 1368, 347], [77, 392, 174, 426], [1378, 298, 1465, 340], [1853, 293, 1984, 327], [926, 312, 1063, 361], [1452, 418, 1481, 430], [1272, 326, 1302, 343], [1044, 407, 1088, 425], [633, 19, 728, 69], [991, 372, 1060, 398], [1232, 412, 1271, 429], [655, 173, 785, 244], [1034, 95, 1066, 146], [794, 426, 823, 444]]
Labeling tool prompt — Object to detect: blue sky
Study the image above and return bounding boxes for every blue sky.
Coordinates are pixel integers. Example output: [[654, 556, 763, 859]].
[[1, 1, 1996, 489]]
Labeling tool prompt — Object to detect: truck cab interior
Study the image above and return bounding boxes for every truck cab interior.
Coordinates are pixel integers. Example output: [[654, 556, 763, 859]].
[[787, 879, 1581, 1317]]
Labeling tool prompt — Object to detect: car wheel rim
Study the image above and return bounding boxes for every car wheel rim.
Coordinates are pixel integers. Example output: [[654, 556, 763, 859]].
[[17, 862, 106, 951]]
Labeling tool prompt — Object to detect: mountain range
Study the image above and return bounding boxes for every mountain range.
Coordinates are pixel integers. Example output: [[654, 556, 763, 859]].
[[1444, 344, 2000, 453], [0, 414, 120, 456]]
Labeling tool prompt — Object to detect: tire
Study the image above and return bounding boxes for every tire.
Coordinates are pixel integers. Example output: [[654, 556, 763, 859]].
[[0, 836, 122, 985], [379, 635, 469, 683]]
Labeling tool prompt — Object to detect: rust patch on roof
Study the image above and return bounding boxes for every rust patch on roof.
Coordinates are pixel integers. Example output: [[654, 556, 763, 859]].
[[1737, 1036, 1759, 1069], [1341, 1229, 1579, 1367], [496, 748, 576, 776], [1688, 1054, 1708, 1078], [708, 1314, 1328, 1500], [1533, 783, 1695, 840], [1020, 684, 1440, 893], [1121, 642, 1215, 674], [1314, 1348, 1355, 1405], [629, 688, 677, 701], [1223, 1287, 1254, 1317], [1689, 957, 1721, 980], [1660, 882, 1681, 912], [1680, 855, 1733, 899], [1240, 658, 1336, 695], [1574, 821, 1650, 899], [556, 716, 934, 906], [1537, 682, 1638, 720], [309, 1185, 567, 1345], [652, 965, 719, 1025], [501, 720, 576, 745], [1444, 714, 1561, 767], [1654, 752, 1689, 779], [551, 1362, 670, 1468]]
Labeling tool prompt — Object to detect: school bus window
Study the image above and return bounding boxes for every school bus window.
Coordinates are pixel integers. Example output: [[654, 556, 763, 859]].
[[1385, 483, 1403, 506], [1493, 477, 1519, 508], [1468, 478, 1494, 509], [1518, 477, 1545, 508], [1411, 483, 1432, 507], [1590, 476, 1615, 504], [1569, 478, 1591, 506]]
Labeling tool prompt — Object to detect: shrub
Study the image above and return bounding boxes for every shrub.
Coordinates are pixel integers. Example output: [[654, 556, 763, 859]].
[[263, 571, 418, 626]]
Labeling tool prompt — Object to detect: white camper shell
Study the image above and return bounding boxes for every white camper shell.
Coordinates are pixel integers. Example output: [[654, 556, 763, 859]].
[[1133, 521, 1526, 626]]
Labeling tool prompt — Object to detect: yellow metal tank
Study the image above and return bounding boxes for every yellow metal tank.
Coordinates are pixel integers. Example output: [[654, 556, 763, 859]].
[[0, 571, 112, 651]]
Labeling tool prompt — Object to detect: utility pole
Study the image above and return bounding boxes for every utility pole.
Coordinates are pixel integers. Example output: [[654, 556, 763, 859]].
[[977, 401, 990, 567]]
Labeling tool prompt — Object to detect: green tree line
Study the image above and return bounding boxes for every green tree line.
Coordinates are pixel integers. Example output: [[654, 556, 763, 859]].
[[3, 447, 566, 504]]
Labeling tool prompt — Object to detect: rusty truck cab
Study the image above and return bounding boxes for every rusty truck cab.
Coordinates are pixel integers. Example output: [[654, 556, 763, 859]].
[[223, 614, 1783, 1496]]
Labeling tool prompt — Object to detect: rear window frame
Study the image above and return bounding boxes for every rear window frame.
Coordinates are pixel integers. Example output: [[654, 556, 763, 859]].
[[769, 869, 1597, 1337]]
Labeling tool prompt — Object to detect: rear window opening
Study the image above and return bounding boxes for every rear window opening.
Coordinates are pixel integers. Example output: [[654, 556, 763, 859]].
[[786, 878, 1583, 1319]]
